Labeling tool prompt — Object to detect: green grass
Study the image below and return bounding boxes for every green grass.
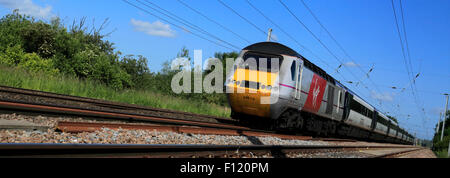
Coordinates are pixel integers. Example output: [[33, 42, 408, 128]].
[[434, 150, 449, 158], [0, 65, 231, 118]]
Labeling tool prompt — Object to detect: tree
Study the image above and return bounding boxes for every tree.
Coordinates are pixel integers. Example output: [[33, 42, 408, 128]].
[[386, 115, 398, 124], [0, 11, 133, 89], [211, 51, 239, 80], [119, 55, 151, 88]]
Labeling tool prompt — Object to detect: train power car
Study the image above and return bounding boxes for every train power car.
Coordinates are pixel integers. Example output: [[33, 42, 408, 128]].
[[224, 42, 413, 145]]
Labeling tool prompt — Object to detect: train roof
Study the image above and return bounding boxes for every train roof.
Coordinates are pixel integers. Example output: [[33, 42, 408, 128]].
[[244, 42, 336, 83], [243, 42, 302, 57]]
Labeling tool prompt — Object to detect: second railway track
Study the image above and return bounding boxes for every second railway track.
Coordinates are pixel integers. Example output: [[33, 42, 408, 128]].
[[0, 143, 419, 158], [0, 85, 235, 124]]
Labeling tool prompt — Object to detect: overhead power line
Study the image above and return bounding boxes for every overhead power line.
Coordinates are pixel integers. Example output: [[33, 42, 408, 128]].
[[217, 0, 274, 41], [245, 0, 330, 69], [245, 1, 381, 112], [299, 0, 403, 117], [390, 0, 428, 124], [399, 0, 415, 86], [122, 0, 237, 51], [278, 0, 398, 116], [140, 0, 240, 50], [176, 0, 251, 44], [244, 0, 388, 114], [398, 0, 427, 121], [390, 0, 415, 96]]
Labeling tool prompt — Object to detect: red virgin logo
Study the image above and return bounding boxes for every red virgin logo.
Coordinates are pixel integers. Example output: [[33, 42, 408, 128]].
[[303, 74, 327, 113]]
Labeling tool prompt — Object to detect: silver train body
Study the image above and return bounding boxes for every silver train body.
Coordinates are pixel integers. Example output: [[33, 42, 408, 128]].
[[225, 42, 414, 144]]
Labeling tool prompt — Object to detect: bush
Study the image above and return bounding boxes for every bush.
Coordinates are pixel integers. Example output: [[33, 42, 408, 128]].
[[19, 52, 59, 75], [0, 10, 133, 90], [0, 10, 236, 107], [0, 45, 58, 75], [90, 53, 132, 90], [0, 45, 25, 65]]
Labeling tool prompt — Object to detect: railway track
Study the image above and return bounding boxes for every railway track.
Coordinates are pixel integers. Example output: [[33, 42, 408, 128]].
[[0, 85, 235, 124], [56, 121, 313, 141], [0, 85, 248, 131], [0, 86, 317, 143], [0, 86, 429, 158], [370, 147, 426, 158], [0, 85, 322, 141], [0, 100, 247, 131], [0, 143, 418, 158]]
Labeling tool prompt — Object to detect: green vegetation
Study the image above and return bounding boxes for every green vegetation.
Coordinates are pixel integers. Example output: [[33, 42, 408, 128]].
[[434, 149, 449, 158], [0, 64, 230, 117], [0, 11, 132, 89], [432, 110, 450, 158], [386, 115, 398, 124], [0, 10, 234, 118]]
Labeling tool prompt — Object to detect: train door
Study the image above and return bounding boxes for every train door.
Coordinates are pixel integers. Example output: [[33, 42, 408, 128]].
[[325, 86, 334, 115], [371, 111, 378, 131], [336, 89, 342, 114], [342, 92, 352, 121], [332, 88, 344, 120], [294, 59, 303, 100]]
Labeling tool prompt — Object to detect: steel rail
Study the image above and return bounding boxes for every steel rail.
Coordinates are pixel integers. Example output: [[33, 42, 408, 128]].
[[0, 85, 234, 123], [56, 121, 313, 141], [0, 143, 417, 158], [369, 147, 425, 158], [0, 100, 248, 131]]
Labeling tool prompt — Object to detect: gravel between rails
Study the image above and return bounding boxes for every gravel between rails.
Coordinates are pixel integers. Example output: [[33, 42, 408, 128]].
[[1, 113, 418, 158], [0, 113, 329, 146]]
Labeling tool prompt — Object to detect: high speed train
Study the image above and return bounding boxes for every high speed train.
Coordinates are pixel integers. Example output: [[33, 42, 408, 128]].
[[225, 42, 413, 145]]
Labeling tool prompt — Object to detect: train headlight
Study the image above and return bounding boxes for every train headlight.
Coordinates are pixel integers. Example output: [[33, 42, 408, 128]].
[[236, 81, 241, 86], [266, 85, 272, 90], [261, 85, 266, 89]]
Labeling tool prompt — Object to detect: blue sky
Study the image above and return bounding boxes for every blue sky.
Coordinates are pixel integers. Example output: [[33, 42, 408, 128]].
[[1, 0, 449, 140]]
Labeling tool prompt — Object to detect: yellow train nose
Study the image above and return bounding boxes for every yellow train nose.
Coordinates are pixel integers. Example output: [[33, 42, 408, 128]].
[[227, 89, 271, 118], [226, 68, 277, 118]]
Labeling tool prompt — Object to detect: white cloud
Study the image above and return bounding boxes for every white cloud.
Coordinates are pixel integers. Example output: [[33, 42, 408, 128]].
[[131, 19, 175, 38], [343, 61, 360, 67], [0, 0, 54, 19], [371, 91, 394, 102]]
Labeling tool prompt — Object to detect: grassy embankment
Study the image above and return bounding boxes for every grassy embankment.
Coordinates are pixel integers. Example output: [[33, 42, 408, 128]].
[[434, 150, 448, 158], [0, 65, 231, 118]]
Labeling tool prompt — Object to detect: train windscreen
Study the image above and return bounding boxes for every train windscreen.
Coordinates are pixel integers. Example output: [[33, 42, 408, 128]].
[[241, 52, 283, 72]]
